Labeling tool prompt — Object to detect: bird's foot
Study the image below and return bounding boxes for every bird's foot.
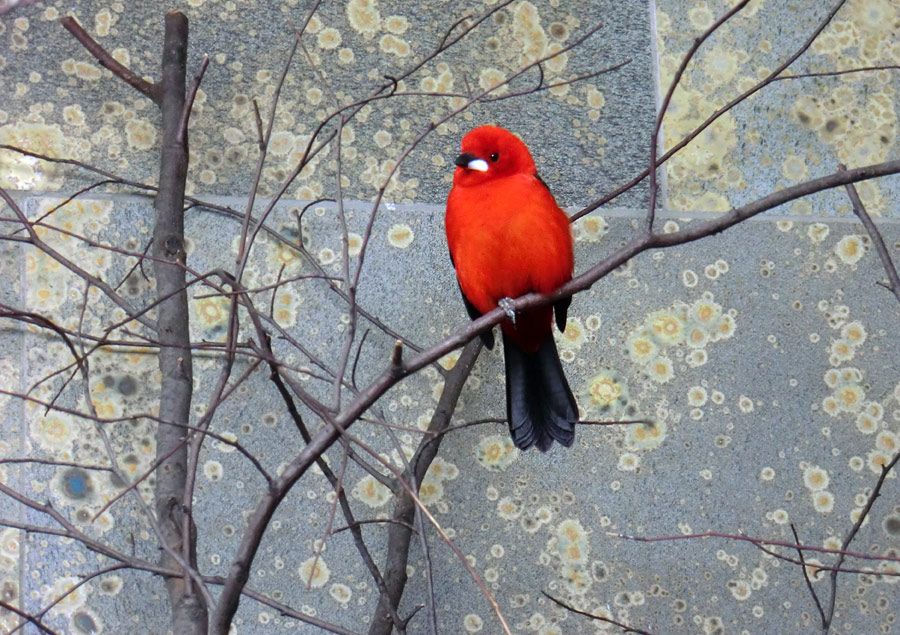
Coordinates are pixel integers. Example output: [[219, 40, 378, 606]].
[[498, 297, 516, 326]]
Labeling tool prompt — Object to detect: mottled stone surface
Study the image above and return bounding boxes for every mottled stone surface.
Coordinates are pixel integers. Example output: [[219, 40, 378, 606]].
[[0, 0, 655, 207], [1, 1, 900, 634]]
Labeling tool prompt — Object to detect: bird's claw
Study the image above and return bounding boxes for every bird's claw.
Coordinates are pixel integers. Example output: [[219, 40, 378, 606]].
[[498, 297, 516, 326]]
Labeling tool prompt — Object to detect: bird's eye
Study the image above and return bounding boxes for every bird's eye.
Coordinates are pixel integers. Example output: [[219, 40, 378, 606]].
[[490, 152, 499, 162]]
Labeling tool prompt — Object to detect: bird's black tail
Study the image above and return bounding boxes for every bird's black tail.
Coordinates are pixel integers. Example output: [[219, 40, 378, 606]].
[[503, 333, 578, 451]]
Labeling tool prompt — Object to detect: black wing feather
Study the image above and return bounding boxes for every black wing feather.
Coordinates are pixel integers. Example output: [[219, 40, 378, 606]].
[[503, 333, 578, 452]]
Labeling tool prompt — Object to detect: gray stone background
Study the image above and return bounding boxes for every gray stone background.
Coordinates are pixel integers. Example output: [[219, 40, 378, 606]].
[[1, 0, 900, 634]]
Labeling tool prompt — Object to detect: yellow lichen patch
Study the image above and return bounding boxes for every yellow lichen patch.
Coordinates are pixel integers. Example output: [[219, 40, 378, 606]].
[[586, 87, 606, 110], [830, 338, 855, 363], [387, 223, 414, 248], [342, 232, 362, 258], [202, 460, 223, 481], [617, 452, 640, 471], [649, 356, 674, 384], [418, 477, 444, 505], [687, 386, 708, 407], [476, 435, 518, 471], [98, 575, 123, 597], [317, 27, 342, 50], [793, 94, 825, 131], [625, 420, 667, 451], [479, 68, 507, 96], [339, 48, 355, 64], [559, 317, 585, 350], [572, 215, 609, 242], [807, 223, 830, 243], [626, 331, 658, 364], [374, 129, 392, 148], [63, 104, 86, 126], [586, 372, 627, 411], [850, 0, 898, 36], [0, 530, 19, 561], [556, 518, 589, 565], [661, 79, 740, 211], [496, 496, 521, 520], [426, 457, 458, 481], [438, 350, 460, 371], [267, 239, 303, 273], [512, 1, 547, 65], [685, 323, 709, 349], [867, 449, 891, 473], [813, 491, 834, 514], [727, 579, 752, 601], [29, 412, 76, 454], [379, 34, 410, 57], [0, 122, 66, 189], [821, 395, 841, 417], [687, 5, 713, 30], [834, 235, 867, 265], [840, 321, 866, 346], [647, 310, 685, 345], [544, 43, 568, 74], [802, 465, 829, 492], [330, 583, 352, 604], [463, 614, 483, 633], [711, 314, 737, 341], [192, 295, 230, 339], [854, 180, 887, 216], [876, 430, 898, 453], [44, 576, 86, 615], [835, 382, 865, 412], [74, 62, 102, 81], [352, 475, 391, 507], [125, 119, 156, 151], [703, 45, 741, 83], [384, 15, 409, 34], [269, 131, 295, 156], [561, 564, 592, 595], [299, 556, 330, 588], [347, 0, 380, 36], [855, 412, 879, 435], [94, 8, 115, 36], [781, 155, 808, 182]]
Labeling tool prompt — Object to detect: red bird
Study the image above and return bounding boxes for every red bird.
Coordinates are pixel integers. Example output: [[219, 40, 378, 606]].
[[445, 125, 578, 451]]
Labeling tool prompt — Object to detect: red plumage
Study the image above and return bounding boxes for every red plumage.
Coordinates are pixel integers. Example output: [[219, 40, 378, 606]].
[[445, 125, 579, 451]]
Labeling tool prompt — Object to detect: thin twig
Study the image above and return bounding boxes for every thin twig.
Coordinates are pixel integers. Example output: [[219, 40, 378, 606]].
[[791, 523, 826, 628], [177, 54, 210, 144], [839, 164, 900, 305], [60, 16, 160, 103], [543, 591, 654, 635], [823, 449, 900, 632]]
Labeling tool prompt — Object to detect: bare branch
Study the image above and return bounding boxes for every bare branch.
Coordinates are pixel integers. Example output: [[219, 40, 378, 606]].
[[839, 164, 900, 305], [543, 591, 654, 635]]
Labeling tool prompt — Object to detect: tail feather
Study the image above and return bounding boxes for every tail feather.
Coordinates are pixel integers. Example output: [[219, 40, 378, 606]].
[[503, 333, 578, 451]]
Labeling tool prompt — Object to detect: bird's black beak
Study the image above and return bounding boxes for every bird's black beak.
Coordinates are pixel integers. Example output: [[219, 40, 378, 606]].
[[455, 152, 477, 168]]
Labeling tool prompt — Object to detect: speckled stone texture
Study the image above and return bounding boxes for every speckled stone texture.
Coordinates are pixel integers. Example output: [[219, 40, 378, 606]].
[[1, 1, 900, 634]]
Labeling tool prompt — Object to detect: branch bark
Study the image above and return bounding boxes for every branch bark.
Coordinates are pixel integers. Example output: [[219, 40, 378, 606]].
[[60, 16, 161, 103], [148, 11, 208, 634], [369, 339, 482, 635], [839, 164, 900, 305]]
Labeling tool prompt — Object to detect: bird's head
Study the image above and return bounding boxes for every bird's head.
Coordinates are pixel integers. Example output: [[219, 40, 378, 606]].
[[452, 125, 537, 187]]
